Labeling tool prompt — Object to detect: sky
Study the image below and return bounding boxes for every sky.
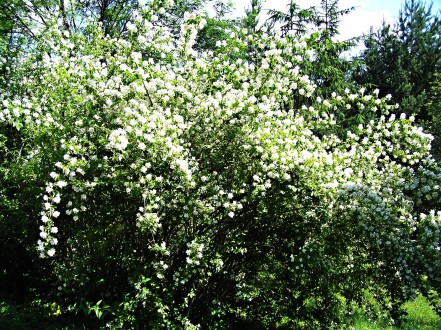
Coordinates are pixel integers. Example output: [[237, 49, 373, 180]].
[[227, 0, 441, 41]]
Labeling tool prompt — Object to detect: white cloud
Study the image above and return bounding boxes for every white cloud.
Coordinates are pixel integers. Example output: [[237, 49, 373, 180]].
[[338, 1, 395, 41]]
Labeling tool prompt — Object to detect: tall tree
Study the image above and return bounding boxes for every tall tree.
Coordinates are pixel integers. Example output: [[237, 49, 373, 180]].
[[267, 0, 314, 37], [295, 0, 359, 99], [354, 0, 441, 122], [313, 0, 354, 38], [242, 0, 263, 34]]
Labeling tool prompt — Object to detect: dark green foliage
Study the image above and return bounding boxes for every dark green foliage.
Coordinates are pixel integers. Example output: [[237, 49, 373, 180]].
[[0, 118, 56, 304], [305, 0, 360, 99], [304, 30, 362, 99], [267, 0, 360, 100], [428, 73, 441, 160], [72, 0, 141, 36], [195, 17, 233, 52], [354, 0, 441, 121]]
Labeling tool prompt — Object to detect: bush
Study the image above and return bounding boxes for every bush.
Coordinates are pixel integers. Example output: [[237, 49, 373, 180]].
[[1, 1, 441, 327]]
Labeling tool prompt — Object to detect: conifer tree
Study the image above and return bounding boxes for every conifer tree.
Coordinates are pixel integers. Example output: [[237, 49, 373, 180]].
[[301, 0, 359, 101], [355, 0, 441, 122], [267, 0, 314, 37], [313, 0, 354, 38]]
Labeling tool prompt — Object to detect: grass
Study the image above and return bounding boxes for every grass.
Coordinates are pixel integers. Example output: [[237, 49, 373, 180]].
[[1, 294, 440, 329], [354, 295, 441, 329]]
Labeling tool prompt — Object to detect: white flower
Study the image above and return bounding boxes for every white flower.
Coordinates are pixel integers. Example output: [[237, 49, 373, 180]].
[[47, 248, 56, 257], [53, 211, 60, 218], [228, 211, 235, 218], [51, 226, 59, 233], [108, 128, 129, 151], [126, 22, 137, 32], [53, 194, 61, 204], [57, 180, 68, 188]]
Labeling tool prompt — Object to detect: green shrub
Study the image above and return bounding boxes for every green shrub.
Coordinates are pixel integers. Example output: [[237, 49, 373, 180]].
[[1, 1, 441, 327]]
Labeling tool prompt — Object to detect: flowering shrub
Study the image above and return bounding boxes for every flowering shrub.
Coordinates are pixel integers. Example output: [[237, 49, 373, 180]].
[[1, 0, 441, 327]]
